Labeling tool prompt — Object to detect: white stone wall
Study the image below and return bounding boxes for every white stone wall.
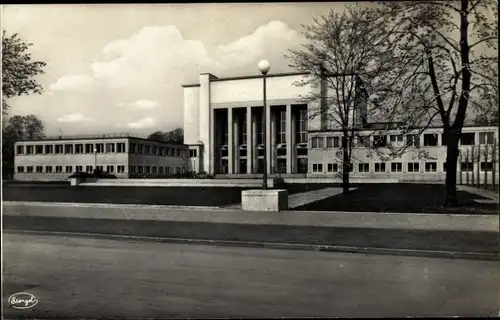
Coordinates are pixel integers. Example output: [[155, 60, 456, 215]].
[[183, 86, 200, 145]]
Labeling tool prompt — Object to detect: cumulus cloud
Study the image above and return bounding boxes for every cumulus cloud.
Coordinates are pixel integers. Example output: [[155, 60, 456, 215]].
[[57, 113, 93, 123], [116, 99, 160, 109], [50, 74, 96, 92], [126, 117, 157, 129]]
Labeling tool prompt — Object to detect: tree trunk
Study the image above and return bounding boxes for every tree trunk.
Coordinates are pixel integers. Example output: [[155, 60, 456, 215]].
[[445, 129, 460, 206], [342, 137, 350, 194]]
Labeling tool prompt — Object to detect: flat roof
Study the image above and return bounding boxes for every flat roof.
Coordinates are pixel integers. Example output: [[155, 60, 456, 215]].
[[182, 71, 314, 87], [15, 133, 187, 146]]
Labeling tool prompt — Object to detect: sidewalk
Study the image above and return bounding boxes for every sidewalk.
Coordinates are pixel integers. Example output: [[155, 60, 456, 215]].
[[457, 185, 499, 203]]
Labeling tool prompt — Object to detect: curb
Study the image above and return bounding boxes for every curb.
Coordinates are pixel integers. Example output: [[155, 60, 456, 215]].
[[5, 229, 500, 261]]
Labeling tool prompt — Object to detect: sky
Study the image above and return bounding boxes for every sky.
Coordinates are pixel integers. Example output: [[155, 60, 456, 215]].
[[1, 3, 349, 137]]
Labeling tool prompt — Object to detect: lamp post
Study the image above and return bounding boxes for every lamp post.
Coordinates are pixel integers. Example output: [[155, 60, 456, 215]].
[[258, 60, 270, 190]]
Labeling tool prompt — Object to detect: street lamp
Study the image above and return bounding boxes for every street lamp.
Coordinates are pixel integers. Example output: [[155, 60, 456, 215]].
[[258, 60, 270, 190]]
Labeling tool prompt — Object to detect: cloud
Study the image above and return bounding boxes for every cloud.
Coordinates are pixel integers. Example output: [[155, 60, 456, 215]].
[[57, 113, 93, 123], [49, 74, 96, 92], [116, 99, 160, 109], [126, 117, 157, 129]]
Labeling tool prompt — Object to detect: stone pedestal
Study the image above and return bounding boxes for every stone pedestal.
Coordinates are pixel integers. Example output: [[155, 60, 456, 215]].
[[241, 189, 288, 212]]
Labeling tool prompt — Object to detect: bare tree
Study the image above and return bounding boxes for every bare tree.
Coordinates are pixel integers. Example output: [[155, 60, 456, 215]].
[[378, 0, 498, 205]]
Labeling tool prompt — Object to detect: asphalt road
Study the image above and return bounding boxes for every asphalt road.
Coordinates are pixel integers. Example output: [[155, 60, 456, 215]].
[[3, 233, 500, 318]]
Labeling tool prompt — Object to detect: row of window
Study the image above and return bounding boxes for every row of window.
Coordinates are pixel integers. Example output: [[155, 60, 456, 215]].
[[310, 132, 495, 149], [311, 161, 495, 174], [16, 164, 185, 175], [16, 142, 188, 158]]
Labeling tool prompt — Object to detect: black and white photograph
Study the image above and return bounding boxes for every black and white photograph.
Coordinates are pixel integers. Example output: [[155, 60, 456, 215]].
[[1, 1, 499, 318]]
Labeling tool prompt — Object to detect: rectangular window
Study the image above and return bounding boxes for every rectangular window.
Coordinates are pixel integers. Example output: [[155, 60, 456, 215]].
[[311, 137, 324, 149], [26, 145, 34, 154], [16, 145, 24, 155], [152, 146, 158, 155], [85, 143, 94, 153], [129, 143, 137, 154], [106, 165, 114, 173], [190, 149, 198, 157], [158, 166, 164, 174], [117, 143, 126, 153], [391, 162, 403, 172], [408, 162, 420, 173], [45, 145, 53, 154], [55, 166, 62, 173], [96, 165, 104, 171], [312, 163, 323, 173], [461, 162, 473, 172], [389, 135, 404, 147], [295, 109, 308, 144], [35, 145, 44, 154], [75, 144, 84, 154], [36, 166, 43, 173], [160, 147, 166, 156], [358, 136, 371, 148], [145, 166, 151, 174], [406, 134, 420, 147], [55, 145, 64, 154], [46, 166, 53, 173], [152, 166, 158, 174], [460, 133, 475, 146], [17, 166, 25, 173], [326, 137, 340, 148], [95, 143, 104, 153], [106, 143, 115, 153], [358, 163, 370, 173], [26, 166, 34, 173], [146, 145, 152, 155], [479, 132, 494, 145], [64, 144, 74, 154], [75, 165, 83, 172], [423, 134, 438, 146], [423, 162, 437, 172], [480, 162, 494, 171], [138, 144, 144, 154], [86, 166, 93, 173], [239, 114, 248, 145], [130, 165, 137, 174], [373, 135, 387, 148], [375, 163, 386, 173], [65, 166, 73, 173], [277, 110, 286, 144], [117, 165, 125, 173], [327, 163, 338, 172], [175, 149, 180, 157]]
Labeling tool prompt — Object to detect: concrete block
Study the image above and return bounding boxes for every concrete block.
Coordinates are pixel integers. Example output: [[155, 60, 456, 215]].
[[69, 177, 82, 186], [241, 189, 288, 212]]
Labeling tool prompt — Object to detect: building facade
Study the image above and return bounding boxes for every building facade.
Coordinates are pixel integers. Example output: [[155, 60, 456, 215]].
[[14, 134, 190, 181], [183, 71, 499, 181]]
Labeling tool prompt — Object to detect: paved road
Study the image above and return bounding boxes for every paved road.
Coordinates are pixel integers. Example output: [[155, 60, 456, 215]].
[[3, 233, 500, 318]]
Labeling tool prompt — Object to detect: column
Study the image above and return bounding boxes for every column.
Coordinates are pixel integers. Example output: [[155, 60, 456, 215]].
[[252, 112, 258, 173], [228, 108, 234, 174], [270, 109, 276, 174], [266, 105, 272, 175], [286, 105, 292, 174], [246, 106, 252, 174], [234, 113, 240, 174]]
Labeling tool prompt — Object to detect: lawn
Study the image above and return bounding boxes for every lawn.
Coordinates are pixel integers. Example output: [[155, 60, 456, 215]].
[[293, 183, 498, 215]]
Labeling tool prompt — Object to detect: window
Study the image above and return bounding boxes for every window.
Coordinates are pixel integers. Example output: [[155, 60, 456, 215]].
[[26, 166, 34, 173], [86, 166, 93, 173], [129, 143, 137, 154], [139, 144, 145, 154], [175, 149, 180, 157], [35, 145, 44, 154], [85, 144, 94, 153], [152, 166, 158, 174], [373, 135, 387, 148], [152, 146, 158, 155], [45, 145, 53, 154], [460, 133, 475, 146], [96, 165, 104, 171], [159, 166, 164, 174], [75, 165, 83, 172], [312, 163, 323, 173], [117, 143, 126, 153], [146, 145, 152, 155], [190, 149, 198, 157], [130, 165, 137, 174], [65, 166, 73, 173], [106, 143, 115, 153], [327, 163, 338, 172], [96, 143, 104, 153], [408, 162, 420, 173], [36, 166, 43, 173], [406, 134, 420, 147], [106, 165, 114, 173], [64, 144, 73, 154], [295, 109, 307, 144], [311, 137, 324, 149], [16, 145, 24, 155], [479, 132, 494, 145], [389, 135, 404, 147], [480, 162, 494, 171], [461, 162, 473, 172], [117, 165, 125, 173], [423, 134, 438, 146], [55, 166, 63, 173], [391, 162, 403, 172], [443, 162, 447, 172], [240, 114, 248, 145], [358, 163, 370, 173], [425, 162, 437, 172], [375, 163, 386, 173], [17, 166, 24, 173], [55, 145, 63, 154], [160, 147, 166, 156], [326, 137, 340, 148], [75, 144, 84, 154], [26, 145, 34, 154], [46, 166, 53, 173], [277, 110, 286, 144], [145, 166, 151, 174], [358, 136, 371, 148]]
